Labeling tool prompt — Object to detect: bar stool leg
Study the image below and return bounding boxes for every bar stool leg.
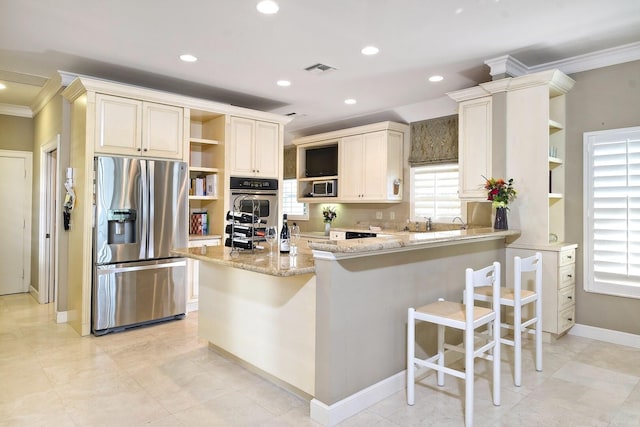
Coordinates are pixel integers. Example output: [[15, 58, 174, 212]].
[[464, 325, 474, 427], [514, 302, 522, 387], [437, 324, 445, 386], [407, 308, 415, 405], [535, 299, 543, 372]]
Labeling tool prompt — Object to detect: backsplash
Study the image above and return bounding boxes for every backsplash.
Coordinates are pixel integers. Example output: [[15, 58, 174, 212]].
[[295, 201, 491, 233]]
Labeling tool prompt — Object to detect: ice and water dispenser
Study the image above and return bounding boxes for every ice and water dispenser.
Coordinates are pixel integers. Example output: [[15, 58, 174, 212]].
[[107, 209, 137, 244]]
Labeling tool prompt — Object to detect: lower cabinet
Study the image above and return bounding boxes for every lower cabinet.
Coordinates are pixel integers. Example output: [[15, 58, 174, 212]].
[[507, 243, 577, 336], [186, 238, 221, 312]]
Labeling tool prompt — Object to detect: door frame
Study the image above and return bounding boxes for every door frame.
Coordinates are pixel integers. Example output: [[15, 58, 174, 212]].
[[0, 149, 32, 295], [38, 136, 60, 304]]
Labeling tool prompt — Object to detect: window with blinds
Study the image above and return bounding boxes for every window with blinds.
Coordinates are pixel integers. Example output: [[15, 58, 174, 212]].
[[411, 164, 461, 221], [584, 126, 640, 298], [282, 179, 308, 220]]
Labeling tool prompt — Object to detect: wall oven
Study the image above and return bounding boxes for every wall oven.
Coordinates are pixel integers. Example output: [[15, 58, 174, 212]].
[[227, 177, 279, 249]]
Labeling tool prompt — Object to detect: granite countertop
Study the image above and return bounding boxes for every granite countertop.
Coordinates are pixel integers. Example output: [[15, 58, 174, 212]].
[[172, 245, 315, 277], [308, 227, 520, 255]]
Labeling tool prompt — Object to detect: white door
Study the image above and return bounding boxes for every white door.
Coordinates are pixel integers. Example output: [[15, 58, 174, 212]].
[[0, 152, 31, 295]]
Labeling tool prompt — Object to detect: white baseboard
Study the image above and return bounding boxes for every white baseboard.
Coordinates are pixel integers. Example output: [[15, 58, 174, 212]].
[[186, 301, 198, 313], [310, 371, 406, 426], [56, 310, 68, 323], [569, 323, 640, 349]]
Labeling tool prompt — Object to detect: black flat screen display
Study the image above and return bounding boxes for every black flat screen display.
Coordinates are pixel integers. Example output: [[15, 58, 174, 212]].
[[305, 145, 338, 177]]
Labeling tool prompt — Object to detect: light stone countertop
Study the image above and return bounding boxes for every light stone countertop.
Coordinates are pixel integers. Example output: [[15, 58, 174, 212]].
[[174, 228, 520, 276], [308, 227, 520, 256], [172, 245, 316, 277]]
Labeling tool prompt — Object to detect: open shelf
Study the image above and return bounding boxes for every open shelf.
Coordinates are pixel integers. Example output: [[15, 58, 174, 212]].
[[190, 137, 220, 145], [548, 156, 563, 166], [548, 119, 563, 131], [548, 193, 563, 200]]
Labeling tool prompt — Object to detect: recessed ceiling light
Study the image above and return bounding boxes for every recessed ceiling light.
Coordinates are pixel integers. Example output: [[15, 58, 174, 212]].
[[277, 80, 291, 87], [428, 75, 444, 82], [454, 7, 464, 14], [257, 0, 279, 14], [179, 54, 198, 62], [344, 99, 357, 105], [0, 83, 6, 90], [361, 46, 379, 56]]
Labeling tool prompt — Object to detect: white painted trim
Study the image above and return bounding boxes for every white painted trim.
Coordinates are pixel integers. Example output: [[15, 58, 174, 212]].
[[485, 41, 640, 78], [310, 371, 406, 426], [568, 323, 640, 349], [56, 310, 68, 324], [38, 136, 60, 304], [29, 284, 39, 302], [186, 301, 198, 313], [0, 103, 32, 118]]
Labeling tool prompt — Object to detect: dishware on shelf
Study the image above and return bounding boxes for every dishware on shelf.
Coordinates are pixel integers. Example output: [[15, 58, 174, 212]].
[[265, 226, 277, 257]]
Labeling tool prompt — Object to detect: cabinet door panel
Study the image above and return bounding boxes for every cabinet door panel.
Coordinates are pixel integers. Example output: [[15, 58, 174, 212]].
[[143, 102, 184, 160], [229, 117, 256, 176], [362, 131, 387, 200], [458, 97, 492, 199], [254, 121, 279, 178], [339, 134, 364, 199], [95, 94, 142, 155]]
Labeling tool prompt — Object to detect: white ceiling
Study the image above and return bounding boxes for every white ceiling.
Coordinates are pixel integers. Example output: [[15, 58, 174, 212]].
[[1, 0, 639, 137]]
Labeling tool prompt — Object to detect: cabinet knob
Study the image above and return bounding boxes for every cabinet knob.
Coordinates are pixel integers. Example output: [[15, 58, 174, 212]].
[[143, 148, 148, 152], [567, 296, 572, 300], [137, 148, 141, 151], [567, 274, 573, 278]]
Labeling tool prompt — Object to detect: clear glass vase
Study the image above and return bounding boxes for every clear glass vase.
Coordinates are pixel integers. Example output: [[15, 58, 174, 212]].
[[324, 222, 331, 236]]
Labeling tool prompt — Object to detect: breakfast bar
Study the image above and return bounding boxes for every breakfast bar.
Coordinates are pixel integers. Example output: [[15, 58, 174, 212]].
[[174, 228, 519, 425]]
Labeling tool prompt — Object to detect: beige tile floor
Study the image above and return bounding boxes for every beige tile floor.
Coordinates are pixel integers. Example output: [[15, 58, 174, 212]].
[[1, 293, 639, 427]]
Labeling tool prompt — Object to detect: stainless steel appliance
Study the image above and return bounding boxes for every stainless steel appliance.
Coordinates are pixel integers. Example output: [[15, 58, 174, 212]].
[[226, 177, 278, 249], [312, 179, 336, 197], [93, 156, 188, 335]]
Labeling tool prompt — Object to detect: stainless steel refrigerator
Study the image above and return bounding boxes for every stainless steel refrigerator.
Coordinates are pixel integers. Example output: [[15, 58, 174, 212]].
[[93, 156, 188, 335]]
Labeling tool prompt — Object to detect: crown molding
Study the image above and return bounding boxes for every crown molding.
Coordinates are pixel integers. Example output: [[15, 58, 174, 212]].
[[0, 103, 32, 118], [30, 71, 78, 116], [486, 41, 640, 78]]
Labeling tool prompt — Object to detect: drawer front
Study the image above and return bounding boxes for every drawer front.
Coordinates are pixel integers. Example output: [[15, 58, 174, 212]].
[[558, 305, 576, 333], [558, 285, 575, 310], [559, 248, 576, 266], [559, 264, 576, 288]]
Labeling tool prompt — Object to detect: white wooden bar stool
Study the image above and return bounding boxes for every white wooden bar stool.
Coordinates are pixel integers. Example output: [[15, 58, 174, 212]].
[[407, 262, 501, 427], [470, 253, 542, 386]]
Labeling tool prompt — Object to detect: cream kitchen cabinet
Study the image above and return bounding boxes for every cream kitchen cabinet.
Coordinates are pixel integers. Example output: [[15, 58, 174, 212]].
[[507, 244, 577, 336], [186, 237, 221, 312], [455, 95, 502, 199], [229, 116, 280, 178], [95, 93, 184, 159], [339, 130, 403, 202]]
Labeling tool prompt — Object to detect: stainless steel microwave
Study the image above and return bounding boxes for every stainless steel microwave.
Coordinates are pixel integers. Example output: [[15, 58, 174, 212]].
[[312, 180, 336, 197]]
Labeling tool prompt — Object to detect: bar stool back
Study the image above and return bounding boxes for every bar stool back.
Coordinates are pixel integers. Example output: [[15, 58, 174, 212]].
[[472, 253, 542, 386]]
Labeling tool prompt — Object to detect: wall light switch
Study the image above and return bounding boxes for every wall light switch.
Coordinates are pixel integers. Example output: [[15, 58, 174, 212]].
[[376, 211, 383, 220]]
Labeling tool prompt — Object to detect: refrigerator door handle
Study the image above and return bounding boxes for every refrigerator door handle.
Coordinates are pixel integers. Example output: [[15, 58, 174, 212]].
[[147, 160, 155, 258], [96, 259, 186, 275], [140, 160, 149, 259]]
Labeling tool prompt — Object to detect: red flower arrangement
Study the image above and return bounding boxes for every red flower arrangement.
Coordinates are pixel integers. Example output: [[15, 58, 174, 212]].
[[483, 177, 517, 209]]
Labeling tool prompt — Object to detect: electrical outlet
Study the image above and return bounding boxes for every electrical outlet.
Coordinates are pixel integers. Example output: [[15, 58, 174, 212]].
[[376, 211, 383, 220], [389, 211, 395, 220]]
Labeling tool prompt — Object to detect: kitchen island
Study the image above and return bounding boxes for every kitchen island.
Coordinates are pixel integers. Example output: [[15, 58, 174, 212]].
[[174, 228, 519, 426]]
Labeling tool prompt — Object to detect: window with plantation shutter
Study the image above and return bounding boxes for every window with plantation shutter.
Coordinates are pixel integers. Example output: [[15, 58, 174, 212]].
[[282, 179, 308, 220], [584, 126, 640, 298], [411, 164, 461, 221]]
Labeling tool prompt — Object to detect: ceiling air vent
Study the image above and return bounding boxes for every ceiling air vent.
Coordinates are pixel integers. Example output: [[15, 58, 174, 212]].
[[304, 63, 337, 75]]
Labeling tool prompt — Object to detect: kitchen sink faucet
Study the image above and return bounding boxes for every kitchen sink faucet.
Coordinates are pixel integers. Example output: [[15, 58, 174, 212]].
[[452, 216, 467, 230]]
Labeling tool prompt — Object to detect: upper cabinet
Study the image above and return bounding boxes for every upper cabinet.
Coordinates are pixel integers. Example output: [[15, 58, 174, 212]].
[[339, 130, 403, 201], [293, 121, 407, 203], [456, 96, 499, 199], [228, 116, 280, 178], [95, 93, 184, 160]]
